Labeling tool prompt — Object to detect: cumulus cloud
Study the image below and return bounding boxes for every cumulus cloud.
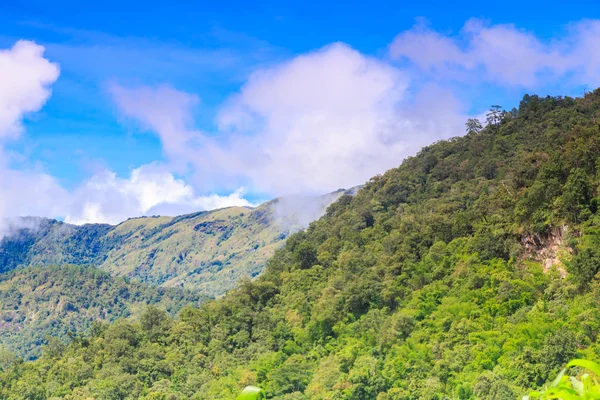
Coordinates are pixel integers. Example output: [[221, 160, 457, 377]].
[[113, 43, 467, 196], [389, 18, 600, 87], [0, 40, 60, 139], [65, 165, 253, 225], [215, 43, 411, 194]]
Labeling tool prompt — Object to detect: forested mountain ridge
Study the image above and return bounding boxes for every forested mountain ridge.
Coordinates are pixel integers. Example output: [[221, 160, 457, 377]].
[[0, 265, 206, 360], [0, 189, 355, 298], [3, 92, 600, 399]]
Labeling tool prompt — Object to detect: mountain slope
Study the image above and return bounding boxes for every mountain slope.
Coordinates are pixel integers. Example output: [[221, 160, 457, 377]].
[[0, 190, 355, 297], [0, 265, 205, 359], [0, 219, 112, 274], [3, 92, 600, 398], [98, 206, 285, 296]]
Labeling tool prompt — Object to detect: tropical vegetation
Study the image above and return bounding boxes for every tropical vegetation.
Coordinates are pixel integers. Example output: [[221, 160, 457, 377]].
[[3, 91, 600, 398], [0, 265, 205, 359]]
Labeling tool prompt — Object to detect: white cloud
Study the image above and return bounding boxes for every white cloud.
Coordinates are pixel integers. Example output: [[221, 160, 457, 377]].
[[0, 40, 252, 230], [109, 84, 201, 163], [65, 165, 253, 225], [215, 43, 410, 194], [563, 20, 600, 86], [389, 18, 600, 87], [113, 43, 466, 196], [0, 40, 60, 140], [0, 41, 64, 236], [0, 163, 69, 233], [6, 19, 600, 228]]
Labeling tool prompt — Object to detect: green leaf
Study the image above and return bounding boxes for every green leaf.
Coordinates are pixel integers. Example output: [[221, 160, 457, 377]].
[[567, 360, 600, 377], [549, 368, 567, 388], [569, 376, 584, 396], [236, 386, 266, 400]]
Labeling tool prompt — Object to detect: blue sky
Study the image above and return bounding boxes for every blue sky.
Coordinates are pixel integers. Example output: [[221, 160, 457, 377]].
[[1, 0, 599, 226]]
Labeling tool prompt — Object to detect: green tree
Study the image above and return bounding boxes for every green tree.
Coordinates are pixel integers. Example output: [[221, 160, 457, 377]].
[[466, 118, 483, 134]]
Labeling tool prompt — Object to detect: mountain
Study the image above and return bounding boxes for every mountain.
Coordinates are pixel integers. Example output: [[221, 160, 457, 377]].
[[0, 265, 205, 360], [4, 91, 600, 399], [0, 190, 357, 359], [0, 189, 357, 297]]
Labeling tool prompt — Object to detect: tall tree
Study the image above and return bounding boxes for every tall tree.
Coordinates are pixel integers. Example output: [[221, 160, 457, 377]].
[[486, 105, 505, 126], [465, 118, 483, 134]]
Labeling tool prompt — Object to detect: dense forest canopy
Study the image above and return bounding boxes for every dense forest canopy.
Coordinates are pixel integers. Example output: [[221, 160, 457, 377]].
[[0, 265, 206, 359], [3, 91, 600, 399]]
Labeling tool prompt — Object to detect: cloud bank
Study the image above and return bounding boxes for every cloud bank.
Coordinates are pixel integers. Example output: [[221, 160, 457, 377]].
[[6, 18, 600, 227], [112, 43, 466, 195], [66, 166, 252, 225], [390, 18, 600, 87]]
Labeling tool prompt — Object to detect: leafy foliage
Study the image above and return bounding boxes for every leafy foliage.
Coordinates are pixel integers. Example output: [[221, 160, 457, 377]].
[[0, 265, 205, 359], [525, 359, 600, 399]]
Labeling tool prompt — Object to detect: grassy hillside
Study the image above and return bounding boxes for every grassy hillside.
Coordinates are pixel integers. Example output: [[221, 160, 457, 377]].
[[0, 265, 206, 359], [97, 205, 287, 297], [3, 91, 600, 399], [0, 191, 353, 297]]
